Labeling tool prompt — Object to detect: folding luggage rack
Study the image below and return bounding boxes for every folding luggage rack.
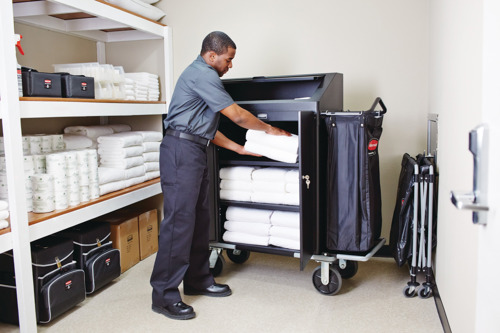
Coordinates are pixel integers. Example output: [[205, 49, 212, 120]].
[[208, 73, 386, 295]]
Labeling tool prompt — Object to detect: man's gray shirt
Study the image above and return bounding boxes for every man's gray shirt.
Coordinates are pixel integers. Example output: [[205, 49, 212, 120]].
[[163, 55, 235, 140]]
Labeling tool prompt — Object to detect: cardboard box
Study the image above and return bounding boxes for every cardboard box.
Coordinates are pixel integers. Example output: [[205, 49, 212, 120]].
[[107, 216, 140, 273], [138, 209, 159, 260]]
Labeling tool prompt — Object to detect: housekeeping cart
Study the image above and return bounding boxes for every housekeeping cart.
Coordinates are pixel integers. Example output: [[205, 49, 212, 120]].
[[207, 73, 387, 295]]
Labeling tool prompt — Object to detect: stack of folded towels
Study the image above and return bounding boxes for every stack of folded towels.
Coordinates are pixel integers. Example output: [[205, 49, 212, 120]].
[[124, 73, 160, 101], [97, 131, 162, 195], [222, 206, 300, 250], [244, 129, 299, 163], [219, 166, 299, 206], [63, 124, 132, 149], [0, 200, 9, 230]]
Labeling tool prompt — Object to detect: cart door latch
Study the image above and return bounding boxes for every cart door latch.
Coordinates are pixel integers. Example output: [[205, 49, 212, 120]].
[[450, 124, 489, 225], [302, 175, 310, 189]]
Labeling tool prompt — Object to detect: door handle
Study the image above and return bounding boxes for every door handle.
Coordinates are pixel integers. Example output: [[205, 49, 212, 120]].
[[449, 124, 489, 224]]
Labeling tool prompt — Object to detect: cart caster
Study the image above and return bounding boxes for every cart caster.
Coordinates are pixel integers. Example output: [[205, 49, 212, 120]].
[[418, 285, 433, 299], [209, 249, 224, 277], [403, 285, 417, 298], [334, 260, 358, 279], [210, 256, 223, 277], [226, 249, 250, 264], [312, 266, 342, 296]]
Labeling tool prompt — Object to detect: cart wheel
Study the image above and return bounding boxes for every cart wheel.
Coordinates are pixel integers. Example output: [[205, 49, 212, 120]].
[[226, 249, 250, 264], [403, 285, 416, 298], [334, 260, 358, 279], [418, 286, 432, 299], [210, 256, 223, 277], [312, 266, 342, 295]]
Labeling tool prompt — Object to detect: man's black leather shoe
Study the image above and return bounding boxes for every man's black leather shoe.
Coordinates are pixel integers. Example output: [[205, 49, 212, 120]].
[[152, 301, 195, 320], [184, 283, 232, 297]]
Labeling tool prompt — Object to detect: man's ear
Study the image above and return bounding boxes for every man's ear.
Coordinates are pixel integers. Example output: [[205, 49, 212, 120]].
[[207, 51, 217, 63]]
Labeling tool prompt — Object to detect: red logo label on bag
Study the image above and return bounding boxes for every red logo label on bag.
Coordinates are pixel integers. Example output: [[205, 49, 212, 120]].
[[81, 82, 87, 91], [106, 258, 111, 266], [368, 139, 378, 151], [65, 280, 72, 290], [44, 79, 52, 89]]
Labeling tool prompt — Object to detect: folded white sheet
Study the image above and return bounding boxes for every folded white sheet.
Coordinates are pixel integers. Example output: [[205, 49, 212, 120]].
[[98, 167, 127, 185], [144, 161, 159, 172], [0, 200, 8, 211], [251, 167, 288, 181], [222, 231, 269, 246], [270, 211, 300, 228], [284, 193, 300, 206], [219, 179, 253, 191], [252, 180, 286, 193], [63, 134, 93, 150], [246, 129, 299, 154], [131, 131, 163, 142], [251, 192, 285, 205], [0, 210, 9, 220], [244, 141, 298, 164], [99, 180, 127, 195], [143, 141, 161, 152], [143, 152, 159, 162], [269, 236, 300, 250], [100, 156, 145, 169], [107, 124, 131, 133], [224, 221, 271, 236], [97, 132, 144, 148], [219, 189, 251, 202], [285, 183, 300, 193], [225, 206, 273, 223], [145, 170, 160, 180], [0, 219, 9, 230], [285, 169, 299, 183], [124, 164, 146, 179], [219, 166, 256, 181], [98, 145, 144, 158], [64, 126, 114, 140], [270, 225, 300, 241]]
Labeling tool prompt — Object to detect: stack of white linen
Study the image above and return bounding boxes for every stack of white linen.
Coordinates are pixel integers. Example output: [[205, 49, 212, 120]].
[[0, 200, 9, 230], [250, 168, 299, 206], [134, 131, 162, 180], [64, 124, 132, 148], [222, 206, 273, 246], [244, 129, 299, 163], [97, 132, 146, 195], [124, 73, 160, 101], [124, 78, 136, 100], [269, 210, 300, 250], [219, 166, 256, 202]]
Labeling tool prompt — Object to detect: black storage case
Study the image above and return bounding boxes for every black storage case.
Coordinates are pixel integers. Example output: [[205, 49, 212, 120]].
[[57, 221, 120, 294], [60, 73, 95, 99], [0, 236, 85, 324], [21, 67, 62, 98]]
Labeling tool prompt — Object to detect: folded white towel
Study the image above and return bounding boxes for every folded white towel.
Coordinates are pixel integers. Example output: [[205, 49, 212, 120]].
[[219, 166, 256, 181], [246, 130, 299, 154], [224, 221, 271, 236], [124, 164, 146, 179], [107, 124, 131, 133], [100, 156, 144, 169], [124, 175, 147, 188], [270, 211, 300, 229], [131, 131, 163, 142], [252, 180, 286, 193], [63, 134, 93, 150], [99, 180, 127, 195], [244, 141, 298, 164], [285, 169, 300, 183], [0, 210, 9, 220], [143, 152, 159, 162], [219, 189, 251, 202], [225, 206, 273, 223], [251, 167, 288, 181], [97, 132, 144, 148], [145, 170, 160, 180], [0, 219, 9, 230], [144, 161, 160, 172], [98, 145, 144, 158], [0, 200, 9, 211], [284, 193, 300, 206], [270, 225, 300, 241], [143, 141, 161, 152], [222, 231, 269, 246], [285, 183, 300, 193], [64, 125, 114, 140], [269, 236, 300, 250], [220, 179, 253, 191], [98, 167, 127, 185], [251, 192, 285, 205]]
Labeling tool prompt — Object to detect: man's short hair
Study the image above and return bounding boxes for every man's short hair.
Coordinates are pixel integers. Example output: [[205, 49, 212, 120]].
[[201, 31, 236, 56]]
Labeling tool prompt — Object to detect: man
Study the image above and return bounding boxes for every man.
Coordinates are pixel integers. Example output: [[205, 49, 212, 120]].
[[150, 31, 290, 320]]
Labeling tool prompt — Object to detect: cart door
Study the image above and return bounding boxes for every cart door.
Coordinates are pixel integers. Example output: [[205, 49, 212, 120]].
[[299, 111, 316, 270]]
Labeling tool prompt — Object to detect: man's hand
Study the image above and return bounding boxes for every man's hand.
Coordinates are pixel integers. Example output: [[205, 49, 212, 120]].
[[265, 125, 292, 137]]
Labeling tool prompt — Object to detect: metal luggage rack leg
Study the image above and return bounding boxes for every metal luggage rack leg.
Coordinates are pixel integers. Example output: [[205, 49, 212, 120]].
[[209, 238, 385, 296]]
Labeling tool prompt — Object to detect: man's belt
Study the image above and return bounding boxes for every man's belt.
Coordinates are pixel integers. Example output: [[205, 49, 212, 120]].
[[165, 129, 210, 146]]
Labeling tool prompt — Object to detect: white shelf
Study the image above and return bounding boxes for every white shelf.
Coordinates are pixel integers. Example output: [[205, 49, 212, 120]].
[[18, 99, 166, 118], [13, 0, 166, 42]]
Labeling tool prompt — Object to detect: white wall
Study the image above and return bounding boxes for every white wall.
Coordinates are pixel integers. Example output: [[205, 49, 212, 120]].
[[429, 0, 481, 332], [156, 0, 430, 240]]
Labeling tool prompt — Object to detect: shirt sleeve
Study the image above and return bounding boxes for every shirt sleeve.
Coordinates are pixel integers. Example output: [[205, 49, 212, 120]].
[[192, 70, 234, 112]]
